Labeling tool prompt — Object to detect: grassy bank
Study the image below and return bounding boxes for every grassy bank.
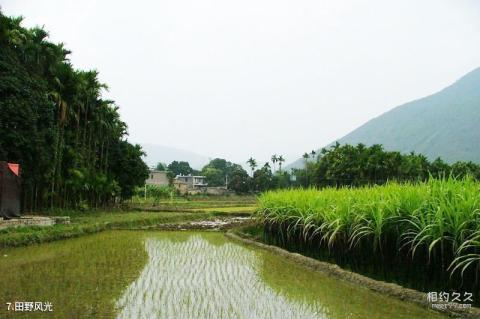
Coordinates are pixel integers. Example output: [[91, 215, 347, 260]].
[[257, 178, 480, 304], [0, 207, 252, 248], [130, 195, 258, 211]]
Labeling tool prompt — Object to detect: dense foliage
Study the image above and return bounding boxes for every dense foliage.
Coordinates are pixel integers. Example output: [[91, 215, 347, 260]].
[[166, 161, 194, 179], [155, 162, 167, 171], [294, 143, 480, 187], [199, 158, 291, 193], [201, 158, 244, 187], [0, 12, 148, 210], [240, 144, 479, 194], [155, 144, 478, 196], [134, 185, 174, 202], [258, 178, 480, 302]]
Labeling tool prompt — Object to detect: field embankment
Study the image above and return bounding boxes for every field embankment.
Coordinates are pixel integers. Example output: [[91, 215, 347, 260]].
[[0, 197, 257, 248], [129, 195, 257, 212]]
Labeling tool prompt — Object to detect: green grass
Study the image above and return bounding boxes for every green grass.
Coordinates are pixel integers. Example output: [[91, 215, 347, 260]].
[[257, 177, 480, 298], [131, 196, 257, 210], [0, 196, 257, 248], [0, 210, 238, 248], [0, 231, 149, 318]]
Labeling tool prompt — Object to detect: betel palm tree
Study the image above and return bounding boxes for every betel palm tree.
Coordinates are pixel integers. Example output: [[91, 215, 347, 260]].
[[278, 155, 285, 171], [303, 153, 309, 164], [303, 152, 310, 187], [247, 158, 257, 176], [49, 90, 68, 207], [271, 154, 278, 172]]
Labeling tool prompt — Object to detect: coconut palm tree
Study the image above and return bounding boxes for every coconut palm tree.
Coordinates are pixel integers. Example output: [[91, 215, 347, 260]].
[[247, 158, 257, 176], [303, 153, 309, 164], [278, 155, 285, 171], [271, 154, 278, 172], [303, 152, 310, 187]]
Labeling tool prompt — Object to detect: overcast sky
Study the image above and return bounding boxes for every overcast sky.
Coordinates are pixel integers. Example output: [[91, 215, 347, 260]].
[[2, 0, 480, 165]]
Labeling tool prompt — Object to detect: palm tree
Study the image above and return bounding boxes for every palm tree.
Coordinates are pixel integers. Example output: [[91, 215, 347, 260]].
[[247, 158, 257, 176], [310, 150, 316, 160], [278, 155, 285, 171], [49, 90, 68, 208], [303, 152, 309, 164], [303, 152, 310, 187], [271, 154, 278, 172]]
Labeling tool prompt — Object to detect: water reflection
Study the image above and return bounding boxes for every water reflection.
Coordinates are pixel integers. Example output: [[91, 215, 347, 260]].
[[0, 231, 445, 319], [116, 232, 443, 319], [258, 249, 444, 319], [116, 233, 324, 318]]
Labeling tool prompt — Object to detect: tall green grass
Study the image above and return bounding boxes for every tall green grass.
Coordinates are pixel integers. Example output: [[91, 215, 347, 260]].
[[257, 178, 480, 299]]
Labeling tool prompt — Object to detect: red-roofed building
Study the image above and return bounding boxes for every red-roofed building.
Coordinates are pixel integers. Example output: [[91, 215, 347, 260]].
[[7, 163, 19, 177], [0, 161, 22, 219]]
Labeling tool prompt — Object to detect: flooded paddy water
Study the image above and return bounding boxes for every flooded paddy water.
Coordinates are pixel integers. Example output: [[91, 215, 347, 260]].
[[0, 231, 444, 318]]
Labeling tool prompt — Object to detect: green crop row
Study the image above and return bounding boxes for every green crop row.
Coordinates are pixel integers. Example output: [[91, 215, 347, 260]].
[[257, 177, 480, 280]]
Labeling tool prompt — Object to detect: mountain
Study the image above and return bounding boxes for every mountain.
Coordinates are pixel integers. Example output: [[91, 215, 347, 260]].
[[287, 67, 480, 169], [140, 143, 210, 169]]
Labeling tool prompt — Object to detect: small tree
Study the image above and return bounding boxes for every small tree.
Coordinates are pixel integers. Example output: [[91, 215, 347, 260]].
[[167, 161, 193, 176], [155, 162, 167, 171], [253, 163, 273, 192], [229, 167, 251, 194]]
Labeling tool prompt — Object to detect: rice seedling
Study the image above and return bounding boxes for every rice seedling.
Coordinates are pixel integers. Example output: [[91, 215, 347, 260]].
[[257, 177, 480, 302], [1, 231, 441, 318]]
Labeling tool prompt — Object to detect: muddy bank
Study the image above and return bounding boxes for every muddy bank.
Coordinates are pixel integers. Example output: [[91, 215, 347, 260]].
[[130, 217, 254, 231], [225, 229, 480, 318]]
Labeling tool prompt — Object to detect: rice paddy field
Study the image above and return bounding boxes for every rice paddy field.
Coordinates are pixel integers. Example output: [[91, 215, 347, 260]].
[[0, 196, 257, 248], [257, 178, 480, 305], [0, 231, 443, 318], [131, 196, 258, 211], [0, 211, 225, 248]]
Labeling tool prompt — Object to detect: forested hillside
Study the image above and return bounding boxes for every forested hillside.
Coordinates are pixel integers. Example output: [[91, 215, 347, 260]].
[[0, 12, 148, 210], [288, 67, 480, 169]]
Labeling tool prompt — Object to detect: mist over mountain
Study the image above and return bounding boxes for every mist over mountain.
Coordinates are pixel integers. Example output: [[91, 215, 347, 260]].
[[287, 67, 480, 170], [140, 144, 210, 170]]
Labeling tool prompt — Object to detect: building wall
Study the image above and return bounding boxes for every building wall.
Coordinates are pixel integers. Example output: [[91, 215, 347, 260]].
[[173, 181, 189, 195], [206, 187, 231, 196], [175, 176, 207, 189], [0, 161, 21, 218], [146, 171, 169, 186], [176, 176, 193, 188], [173, 182, 231, 196]]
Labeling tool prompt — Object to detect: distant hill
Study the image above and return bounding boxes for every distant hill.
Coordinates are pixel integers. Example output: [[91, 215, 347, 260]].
[[140, 144, 210, 169], [287, 67, 480, 169]]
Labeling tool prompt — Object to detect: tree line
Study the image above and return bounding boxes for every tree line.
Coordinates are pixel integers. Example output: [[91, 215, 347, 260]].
[[0, 12, 148, 210], [294, 143, 480, 188], [155, 156, 292, 194], [157, 143, 480, 195]]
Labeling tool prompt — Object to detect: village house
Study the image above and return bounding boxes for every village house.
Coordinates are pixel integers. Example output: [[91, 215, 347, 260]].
[[173, 175, 208, 194], [145, 170, 169, 187]]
